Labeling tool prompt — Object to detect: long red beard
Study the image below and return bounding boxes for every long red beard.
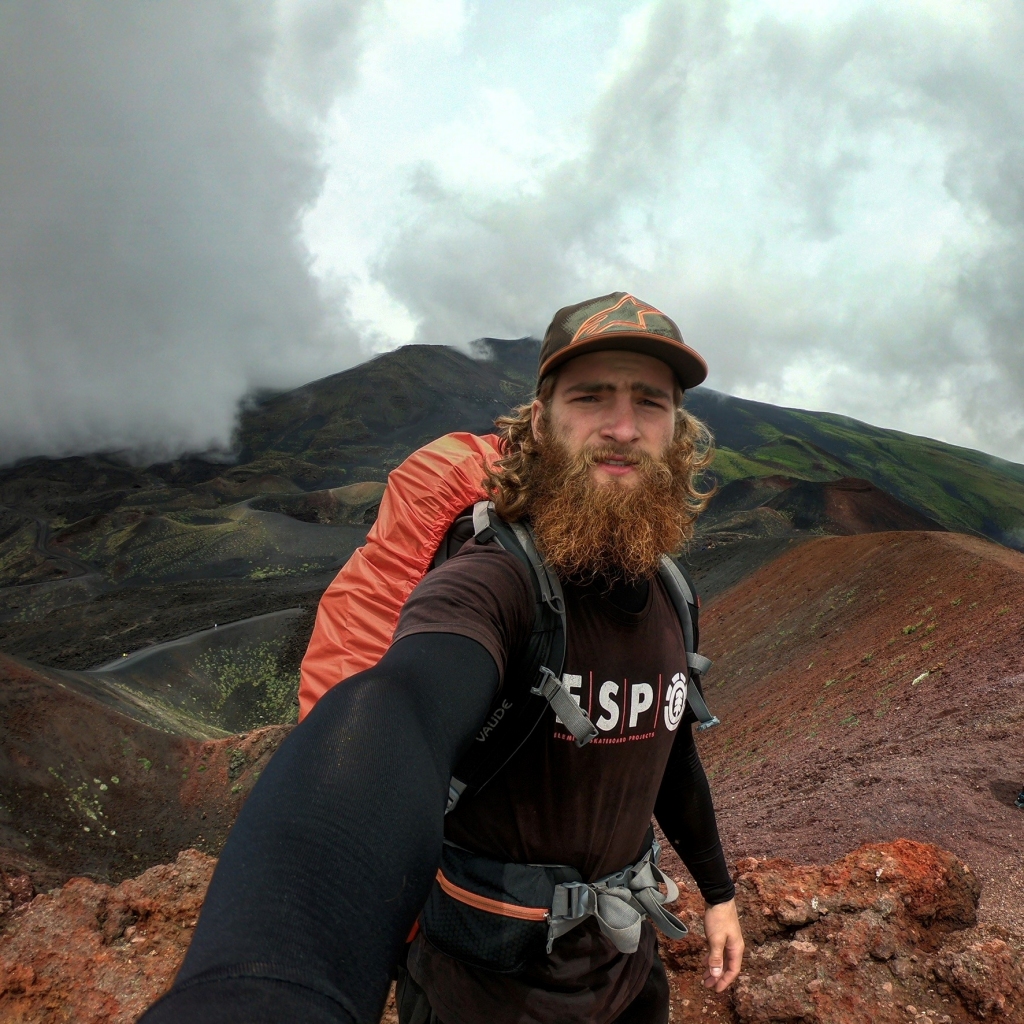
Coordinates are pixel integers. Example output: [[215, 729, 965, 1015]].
[[527, 431, 692, 584]]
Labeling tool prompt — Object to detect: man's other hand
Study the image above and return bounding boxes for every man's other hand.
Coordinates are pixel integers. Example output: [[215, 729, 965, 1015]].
[[702, 898, 744, 992]]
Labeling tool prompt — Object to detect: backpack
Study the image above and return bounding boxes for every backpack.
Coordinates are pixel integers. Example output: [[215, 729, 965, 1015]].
[[299, 432, 719, 814]]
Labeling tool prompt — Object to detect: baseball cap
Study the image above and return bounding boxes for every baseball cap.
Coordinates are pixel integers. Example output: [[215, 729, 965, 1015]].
[[538, 291, 707, 390]]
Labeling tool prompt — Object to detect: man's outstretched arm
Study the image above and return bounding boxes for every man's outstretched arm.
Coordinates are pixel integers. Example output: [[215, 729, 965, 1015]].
[[141, 632, 499, 1024]]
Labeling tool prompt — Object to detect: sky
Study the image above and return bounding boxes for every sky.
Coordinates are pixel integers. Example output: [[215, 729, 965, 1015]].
[[2, 0, 1024, 465]]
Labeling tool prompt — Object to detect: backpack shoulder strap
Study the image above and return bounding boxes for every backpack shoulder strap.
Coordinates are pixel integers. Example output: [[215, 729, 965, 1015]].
[[477, 503, 600, 742], [657, 556, 720, 731], [446, 503, 597, 814], [669, 558, 701, 650]]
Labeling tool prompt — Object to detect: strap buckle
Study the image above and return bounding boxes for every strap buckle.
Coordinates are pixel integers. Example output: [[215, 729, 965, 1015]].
[[560, 881, 594, 920], [446, 777, 467, 815], [687, 652, 713, 675], [548, 845, 689, 955], [531, 666, 598, 747]]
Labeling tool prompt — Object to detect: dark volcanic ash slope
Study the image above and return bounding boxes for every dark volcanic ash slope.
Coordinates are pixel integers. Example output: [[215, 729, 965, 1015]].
[[686, 475, 946, 601], [693, 531, 1024, 933], [0, 653, 286, 888], [699, 473, 944, 538], [0, 342, 537, 672]]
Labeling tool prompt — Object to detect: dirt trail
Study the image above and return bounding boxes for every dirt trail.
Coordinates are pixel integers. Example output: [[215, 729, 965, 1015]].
[[692, 531, 1024, 933], [0, 504, 97, 589]]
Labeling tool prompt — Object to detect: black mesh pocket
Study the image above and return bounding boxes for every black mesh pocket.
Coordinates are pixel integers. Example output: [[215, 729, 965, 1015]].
[[421, 886, 547, 973], [420, 845, 580, 974]]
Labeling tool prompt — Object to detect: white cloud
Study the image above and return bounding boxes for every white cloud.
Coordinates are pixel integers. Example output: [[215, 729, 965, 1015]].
[[0, 0, 370, 464], [4, 0, 1024, 467], [307, 0, 1024, 461]]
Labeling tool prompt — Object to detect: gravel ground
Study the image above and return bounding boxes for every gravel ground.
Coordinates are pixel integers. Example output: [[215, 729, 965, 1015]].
[[691, 530, 1024, 933]]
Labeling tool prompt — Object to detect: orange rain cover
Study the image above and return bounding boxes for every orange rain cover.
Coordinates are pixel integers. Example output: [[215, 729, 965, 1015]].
[[298, 432, 504, 720]]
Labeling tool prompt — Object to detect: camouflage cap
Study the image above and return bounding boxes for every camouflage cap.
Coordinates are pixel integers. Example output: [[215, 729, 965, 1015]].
[[538, 291, 707, 391]]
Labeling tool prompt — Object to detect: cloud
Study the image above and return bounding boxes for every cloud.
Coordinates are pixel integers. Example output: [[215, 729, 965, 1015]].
[[0, 1, 369, 465], [367, 0, 1024, 462], [373, 1, 705, 345], [6, 0, 1024, 467]]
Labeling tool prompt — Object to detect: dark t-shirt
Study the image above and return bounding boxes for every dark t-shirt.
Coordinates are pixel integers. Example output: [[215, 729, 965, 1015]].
[[394, 540, 696, 1024]]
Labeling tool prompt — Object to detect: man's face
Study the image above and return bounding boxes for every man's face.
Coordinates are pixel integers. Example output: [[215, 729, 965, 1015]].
[[530, 349, 677, 488]]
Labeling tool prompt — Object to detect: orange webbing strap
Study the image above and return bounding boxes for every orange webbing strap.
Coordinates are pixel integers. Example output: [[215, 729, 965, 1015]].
[[435, 870, 549, 922], [298, 433, 503, 720]]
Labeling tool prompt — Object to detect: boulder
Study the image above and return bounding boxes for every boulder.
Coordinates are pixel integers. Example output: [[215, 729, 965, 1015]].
[[0, 849, 213, 1024], [661, 839, 1021, 1023], [2, 839, 1020, 1023]]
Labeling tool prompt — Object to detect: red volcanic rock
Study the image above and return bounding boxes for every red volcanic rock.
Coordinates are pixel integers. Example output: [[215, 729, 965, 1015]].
[[936, 927, 1024, 1019], [731, 839, 981, 946], [2, 839, 1020, 1023], [0, 849, 213, 1024], [659, 839, 1022, 1023]]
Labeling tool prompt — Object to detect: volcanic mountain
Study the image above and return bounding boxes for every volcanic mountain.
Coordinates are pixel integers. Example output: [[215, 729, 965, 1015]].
[[1, 341, 1023, 1021]]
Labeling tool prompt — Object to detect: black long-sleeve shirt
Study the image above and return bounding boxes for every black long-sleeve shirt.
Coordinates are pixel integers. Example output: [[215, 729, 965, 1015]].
[[143, 623, 731, 1022]]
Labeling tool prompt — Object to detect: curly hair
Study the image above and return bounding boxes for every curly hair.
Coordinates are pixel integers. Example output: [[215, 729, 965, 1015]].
[[484, 375, 718, 537]]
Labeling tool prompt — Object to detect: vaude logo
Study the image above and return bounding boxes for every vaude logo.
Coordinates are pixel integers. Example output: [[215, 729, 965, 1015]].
[[663, 672, 687, 731], [476, 699, 513, 742]]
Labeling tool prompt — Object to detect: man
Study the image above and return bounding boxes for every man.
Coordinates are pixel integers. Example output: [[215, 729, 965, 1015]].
[[143, 293, 743, 1024]]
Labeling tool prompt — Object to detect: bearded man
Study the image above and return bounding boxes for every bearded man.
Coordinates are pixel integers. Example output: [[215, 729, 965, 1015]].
[[142, 293, 744, 1024]]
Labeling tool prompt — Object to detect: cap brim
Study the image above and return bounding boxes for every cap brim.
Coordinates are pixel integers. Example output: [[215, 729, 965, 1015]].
[[538, 332, 708, 390]]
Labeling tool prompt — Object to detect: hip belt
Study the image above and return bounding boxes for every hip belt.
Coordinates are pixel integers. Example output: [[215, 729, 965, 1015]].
[[420, 838, 688, 975], [548, 844, 688, 954]]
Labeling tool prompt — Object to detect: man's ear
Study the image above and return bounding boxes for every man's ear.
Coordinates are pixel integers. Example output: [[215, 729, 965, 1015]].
[[530, 399, 546, 443]]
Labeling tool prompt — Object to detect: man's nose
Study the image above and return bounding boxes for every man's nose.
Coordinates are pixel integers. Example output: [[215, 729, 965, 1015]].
[[599, 398, 641, 444]]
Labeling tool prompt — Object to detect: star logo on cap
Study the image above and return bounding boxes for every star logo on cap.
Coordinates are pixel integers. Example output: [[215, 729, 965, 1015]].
[[571, 293, 675, 345], [538, 289, 706, 388]]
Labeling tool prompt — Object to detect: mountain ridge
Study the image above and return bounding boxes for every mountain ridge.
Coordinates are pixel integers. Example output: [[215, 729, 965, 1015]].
[[1, 339, 1022, 680], [228, 339, 1024, 550], [3, 340, 1023, 555]]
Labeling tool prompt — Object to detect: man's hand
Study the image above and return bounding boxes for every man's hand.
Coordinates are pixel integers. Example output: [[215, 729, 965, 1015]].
[[702, 898, 744, 992]]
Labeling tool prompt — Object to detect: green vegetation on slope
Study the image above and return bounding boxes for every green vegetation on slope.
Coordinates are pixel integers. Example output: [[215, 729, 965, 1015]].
[[688, 389, 1024, 548], [195, 641, 299, 726], [709, 436, 855, 486]]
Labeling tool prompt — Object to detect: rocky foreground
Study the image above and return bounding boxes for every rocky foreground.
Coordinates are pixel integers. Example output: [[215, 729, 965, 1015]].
[[1, 839, 1021, 1024]]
